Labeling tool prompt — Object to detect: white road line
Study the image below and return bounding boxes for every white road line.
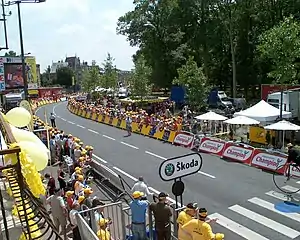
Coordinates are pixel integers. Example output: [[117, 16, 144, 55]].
[[297, 181, 300, 184], [113, 166, 138, 181], [92, 154, 107, 164], [120, 142, 139, 149], [265, 191, 292, 201], [145, 151, 167, 160], [248, 197, 300, 222], [77, 124, 85, 129], [198, 171, 216, 179], [281, 185, 300, 194], [61, 118, 66, 121], [208, 213, 269, 240], [88, 129, 99, 134], [68, 121, 75, 125], [102, 135, 116, 141], [229, 204, 300, 238]]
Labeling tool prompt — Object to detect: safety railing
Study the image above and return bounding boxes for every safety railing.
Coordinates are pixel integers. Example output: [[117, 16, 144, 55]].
[[78, 201, 127, 240], [76, 214, 98, 240]]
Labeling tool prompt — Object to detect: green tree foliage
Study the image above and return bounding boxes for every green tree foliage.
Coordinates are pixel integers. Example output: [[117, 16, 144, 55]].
[[82, 61, 101, 92], [173, 56, 209, 109], [4, 51, 17, 57], [258, 16, 300, 83], [101, 53, 118, 90], [55, 67, 74, 87], [41, 65, 52, 87], [117, 0, 300, 98], [128, 55, 153, 99]]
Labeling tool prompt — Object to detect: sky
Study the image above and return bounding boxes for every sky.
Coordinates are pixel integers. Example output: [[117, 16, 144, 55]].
[[1, 0, 138, 72]]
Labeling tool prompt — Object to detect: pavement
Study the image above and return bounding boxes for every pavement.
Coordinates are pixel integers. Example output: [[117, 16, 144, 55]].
[[36, 102, 300, 240]]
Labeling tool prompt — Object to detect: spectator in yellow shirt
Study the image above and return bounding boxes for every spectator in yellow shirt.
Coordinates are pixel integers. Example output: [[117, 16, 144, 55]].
[[97, 218, 112, 240], [177, 203, 198, 240], [182, 208, 224, 240]]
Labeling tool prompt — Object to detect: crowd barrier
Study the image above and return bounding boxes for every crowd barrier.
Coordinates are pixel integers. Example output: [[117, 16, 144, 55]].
[[68, 104, 177, 144]]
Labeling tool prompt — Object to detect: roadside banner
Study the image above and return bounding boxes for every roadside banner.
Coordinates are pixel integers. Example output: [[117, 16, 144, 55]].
[[199, 137, 226, 156], [173, 131, 195, 148], [25, 56, 37, 89], [222, 142, 253, 164]]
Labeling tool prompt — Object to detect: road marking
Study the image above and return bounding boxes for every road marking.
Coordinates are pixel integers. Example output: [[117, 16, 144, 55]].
[[198, 171, 216, 179], [208, 213, 269, 240], [61, 118, 66, 121], [265, 191, 292, 201], [88, 129, 99, 134], [77, 124, 85, 129], [297, 181, 300, 184], [248, 197, 300, 222], [229, 204, 300, 238], [281, 185, 300, 194], [68, 121, 75, 124], [145, 151, 167, 160], [102, 135, 115, 141], [113, 166, 138, 181], [92, 154, 107, 164], [120, 142, 139, 149]]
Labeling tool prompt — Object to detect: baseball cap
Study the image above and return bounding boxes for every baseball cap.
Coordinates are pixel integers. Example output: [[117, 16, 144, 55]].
[[84, 188, 93, 195], [199, 208, 208, 217], [78, 196, 85, 204], [77, 175, 84, 181], [158, 192, 168, 199], [186, 202, 198, 210], [98, 218, 109, 227], [75, 167, 81, 171], [132, 191, 144, 199], [215, 233, 224, 240], [65, 191, 74, 197]]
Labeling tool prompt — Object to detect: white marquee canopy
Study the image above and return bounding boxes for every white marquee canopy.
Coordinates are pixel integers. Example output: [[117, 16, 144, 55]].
[[195, 111, 228, 121], [224, 115, 260, 125], [233, 100, 292, 122]]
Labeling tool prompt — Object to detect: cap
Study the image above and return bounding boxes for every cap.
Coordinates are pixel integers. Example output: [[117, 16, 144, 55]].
[[77, 175, 84, 181], [186, 202, 198, 210], [84, 188, 93, 195], [98, 218, 109, 227], [158, 192, 168, 199], [65, 191, 74, 197], [198, 208, 208, 218], [75, 169, 81, 174], [75, 167, 81, 171], [78, 196, 85, 204], [132, 191, 144, 199], [215, 233, 224, 240]]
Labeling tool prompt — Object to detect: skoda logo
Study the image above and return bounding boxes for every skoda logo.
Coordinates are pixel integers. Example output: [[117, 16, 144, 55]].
[[165, 163, 175, 176]]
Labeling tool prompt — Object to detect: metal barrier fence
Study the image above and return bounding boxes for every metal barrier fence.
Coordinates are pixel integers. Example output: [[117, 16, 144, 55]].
[[76, 213, 98, 240]]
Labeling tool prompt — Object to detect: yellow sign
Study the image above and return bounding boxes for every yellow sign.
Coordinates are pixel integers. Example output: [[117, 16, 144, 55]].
[[25, 56, 37, 85], [20, 100, 33, 131], [249, 126, 275, 144]]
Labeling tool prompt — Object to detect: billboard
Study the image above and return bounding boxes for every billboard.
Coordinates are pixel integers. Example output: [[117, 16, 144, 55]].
[[25, 56, 37, 89], [4, 64, 24, 88]]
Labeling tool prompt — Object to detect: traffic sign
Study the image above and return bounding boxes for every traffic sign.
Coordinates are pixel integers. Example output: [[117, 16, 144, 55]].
[[159, 153, 203, 181], [0, 82, 5, 91]]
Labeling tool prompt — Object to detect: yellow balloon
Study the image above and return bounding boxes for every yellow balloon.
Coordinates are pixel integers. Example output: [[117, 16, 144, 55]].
[[6, 107, 31, 127], [10, 126, 49, 152], [18, 141, 48, 171]]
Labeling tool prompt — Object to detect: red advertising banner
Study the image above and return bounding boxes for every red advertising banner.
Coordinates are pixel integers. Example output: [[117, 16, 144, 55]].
[[199, 137, 226, 156], [222, 142, 253, 164], [251, 149, 287, 174], [173, 131, 195, 148], [261, 84, 300, 100]]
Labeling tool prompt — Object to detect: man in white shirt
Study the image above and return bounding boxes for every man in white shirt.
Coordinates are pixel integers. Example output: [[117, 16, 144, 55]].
[[131, 176, 152, 200], [69, 202, 81, 240]]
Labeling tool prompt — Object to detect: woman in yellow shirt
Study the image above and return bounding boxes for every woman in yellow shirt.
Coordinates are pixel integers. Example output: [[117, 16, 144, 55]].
[[97, 218, 112, 240], [182, 208, 224, 240], [177, 203, 198, 240]]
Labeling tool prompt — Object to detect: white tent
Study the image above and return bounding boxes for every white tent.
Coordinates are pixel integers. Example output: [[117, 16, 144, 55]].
[[234, 100, 292, 122], [195, 111, 228, 121], [224, 116, 260, 125], [264, 120, 300, 149]]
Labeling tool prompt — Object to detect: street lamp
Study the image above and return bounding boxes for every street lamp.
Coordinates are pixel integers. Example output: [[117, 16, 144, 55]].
[[5, 0, 46, 100]]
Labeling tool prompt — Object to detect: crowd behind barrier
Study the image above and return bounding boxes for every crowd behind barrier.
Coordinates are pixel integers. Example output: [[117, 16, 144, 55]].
[[67, 99, 300, 178]]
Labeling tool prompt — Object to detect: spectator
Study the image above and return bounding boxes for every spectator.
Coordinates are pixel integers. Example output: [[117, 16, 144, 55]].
[[71, 167, 82, 181], [58, 168, 67, 192], [177, 203, 198, 240], [131, 176, 152, 200], [50, 135, 56, 164], [66, 191, 75, 210], [129, 191, 149, 240], [97, 218, 112, 240], [182, 208, 223, 240], [50, 113, 56, 127], [45, 173, 56, 196], [69, 202, 82, 240], [82, 188, 93, 208], [47, 188, 68, 240], [74, 175, 84, 196], [149, 192, 172, 240]]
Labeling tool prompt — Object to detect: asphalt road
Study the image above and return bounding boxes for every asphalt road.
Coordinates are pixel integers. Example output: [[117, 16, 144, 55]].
[[37, 102, 300, 240]]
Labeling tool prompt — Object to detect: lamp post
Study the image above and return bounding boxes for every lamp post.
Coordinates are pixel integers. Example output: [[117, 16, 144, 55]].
[[5, 0, 46, 100]]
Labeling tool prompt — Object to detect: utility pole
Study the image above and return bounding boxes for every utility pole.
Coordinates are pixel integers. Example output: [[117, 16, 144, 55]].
[[0, 0, 9, 51]]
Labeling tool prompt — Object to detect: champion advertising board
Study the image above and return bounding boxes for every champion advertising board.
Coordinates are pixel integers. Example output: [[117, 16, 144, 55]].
[[251, 149, 287, 173], [173, 131, 195, 148], [222, 143, 253, 164], [159, 153, 202, 181], [199, 137, 225, 156]]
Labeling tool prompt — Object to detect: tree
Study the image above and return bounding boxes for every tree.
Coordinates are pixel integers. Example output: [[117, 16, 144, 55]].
[[173, 56, 209, 110], [4, 50, 17, 57], [258, 16, 300, 84], [82, 61, 101, 92], [55, 67, 74, 87], [128, 55, 153, 99], [41, 65, 52, 87], [101, 53, 118, 90]]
